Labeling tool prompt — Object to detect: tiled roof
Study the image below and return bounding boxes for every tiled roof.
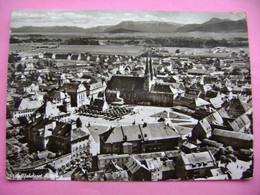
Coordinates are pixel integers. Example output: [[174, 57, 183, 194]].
[[18, 98, 42, 110], [125, 157, 149, 174], [181, 151, 215, 170], [213, 129, 253, 141], [102, 123, 180, 144], [71, 126, 89, 141], [145, 157, 162, 170], [209, 97, 224, 109], [106, 75, 145, 92]]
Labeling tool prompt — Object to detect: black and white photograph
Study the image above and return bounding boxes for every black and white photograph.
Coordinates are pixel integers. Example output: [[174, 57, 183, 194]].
[[6, 10, 253, 181]]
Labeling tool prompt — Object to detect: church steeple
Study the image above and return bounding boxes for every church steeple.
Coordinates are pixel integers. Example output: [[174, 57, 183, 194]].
[[145, 54, 150, 76], [149, 52, 154, 80], [143, 52, 153, 92]]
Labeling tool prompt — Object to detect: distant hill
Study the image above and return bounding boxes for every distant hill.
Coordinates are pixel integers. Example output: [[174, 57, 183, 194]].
[[176, 18, 248, 33], [11, 18, 247, 34], [104, 21, 183, 33], [11, 26, 88, 34]]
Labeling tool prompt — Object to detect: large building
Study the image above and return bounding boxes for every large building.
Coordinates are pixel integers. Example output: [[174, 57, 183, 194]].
[[99, 123, 181, 155], [106, 54, 177, 107], [60, 83, 89, 108]]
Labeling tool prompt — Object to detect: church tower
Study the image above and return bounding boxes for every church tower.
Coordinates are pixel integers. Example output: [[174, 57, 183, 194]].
[[63, 88, 71, 113], [143, 52, 154, 92]]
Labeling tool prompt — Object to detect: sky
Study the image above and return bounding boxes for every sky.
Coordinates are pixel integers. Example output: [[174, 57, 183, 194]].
[[10, 10, 247, 28]]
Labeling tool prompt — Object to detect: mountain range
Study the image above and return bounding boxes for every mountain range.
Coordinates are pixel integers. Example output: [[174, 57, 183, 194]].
[[11, 17, 248, 34]]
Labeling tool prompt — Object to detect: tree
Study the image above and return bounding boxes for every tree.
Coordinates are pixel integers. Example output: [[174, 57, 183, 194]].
[[76, 117, 82, 128], [16, 64, 24, 72]]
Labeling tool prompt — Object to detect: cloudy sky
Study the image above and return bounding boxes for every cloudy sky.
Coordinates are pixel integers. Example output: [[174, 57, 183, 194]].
[[11, 10, 246, 28]]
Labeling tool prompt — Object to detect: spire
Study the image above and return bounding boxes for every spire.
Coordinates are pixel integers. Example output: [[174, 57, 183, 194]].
[[149, 52, 154, 80], [145, 53, 150, 76]]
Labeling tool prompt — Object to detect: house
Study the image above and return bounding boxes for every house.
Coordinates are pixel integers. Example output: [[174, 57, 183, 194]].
[[90, 98, 109, 112], [99, 123, 181, 155], [12, 97, 42, 118], [60, 83, 89, 108], [21, 82, 39, 94], [222, 98, 251, 118], [86, 125, 109, 156], [228, 113, 251, 133], [125, 157, 151, 181], [192, 118, 212, 140], [26, 117, 91, 155], [71, 123, 90, 159], [25, 118, 70, 153], [212, 129, 253, 149], [209, 97, 224, 109], [144, 157, 163, 181], [176, 151, 217, 180], [84, 81, 106, 101], [97, 154, 130, 170], [181, 141, 198, 153], [161, 159, 177, 180], [104, 170, 129, 181], [104, 161, 129, 181]]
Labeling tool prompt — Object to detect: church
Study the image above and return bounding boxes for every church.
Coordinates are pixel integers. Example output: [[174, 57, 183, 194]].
[[105, 53, 176, 107]]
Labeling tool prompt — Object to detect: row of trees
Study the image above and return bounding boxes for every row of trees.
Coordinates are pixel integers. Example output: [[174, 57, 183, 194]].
[[144, 37, 248, 48]]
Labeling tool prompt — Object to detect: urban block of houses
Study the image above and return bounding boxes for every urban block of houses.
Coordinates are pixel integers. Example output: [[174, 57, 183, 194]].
[[212, 129, 253, 149], [99, 123, 181, 155], [176, 151, 217, 180], [12, 97, 42, 118], [60, 83, 89, 108]]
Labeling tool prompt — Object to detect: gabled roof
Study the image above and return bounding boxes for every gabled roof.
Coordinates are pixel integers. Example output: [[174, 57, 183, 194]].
[[229, 113, 251, 132], [213, 129, 253, 141], [125, 157, 149, 174], [102, 127, 124, 144], [140, 123, 180, 141], [182, 142, 198, 150], [105, 161, 124, 172], [151, 83, 173, 94], [106, 75, 145, 92], [205, 111, 224, 126], [101, 123, 180, 144], [121, 125, 143, 142], [52, 122, 71, 139], [71, 126, 89, 142], [18, 98, 42, 110], [181, 151, 216, 170], [217, 108, 230, 118], [198, 118, 212, 134], [194, 98, 211, 107], [223, 98, 251, 113], [209, 97, 224, 109], [145, 157, 162, 171], [60, 83, 85, 93]]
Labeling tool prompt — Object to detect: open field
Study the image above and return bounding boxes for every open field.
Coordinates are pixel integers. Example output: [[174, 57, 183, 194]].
[[9, 44, 144, 56], [12, 32, 249, 40], [9, 43, 249, 58]]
